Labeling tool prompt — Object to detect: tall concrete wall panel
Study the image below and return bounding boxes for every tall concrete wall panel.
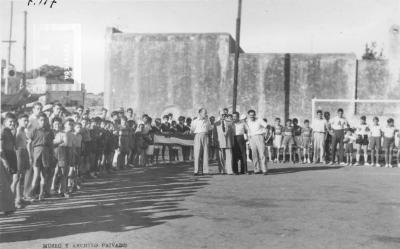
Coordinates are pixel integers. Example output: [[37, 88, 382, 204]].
[[223, 54, 286, 119], [357, 60, 400, 118], [289, 54, 357, 120], [104, 31, 234, 117]]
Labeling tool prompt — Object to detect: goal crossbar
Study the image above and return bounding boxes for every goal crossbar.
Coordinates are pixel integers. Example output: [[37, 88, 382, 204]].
[[311, 98, 400, 121]]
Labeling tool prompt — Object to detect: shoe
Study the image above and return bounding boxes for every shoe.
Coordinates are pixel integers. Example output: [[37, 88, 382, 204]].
[[38, 195, 45, 201], [64, 193, 71, 198], [364, 163, 370, 166], [385, 164, 389, 168], [328, 162, 334, 165], [388, 164, 393, 168], [263, 171, 268, 175], [274, 159, 278, 163], [307, 159, 311, 164], [375, 163, 381, 167], [340, 162, 347, 166], [354, 162, 360, 166], [15, 201, 23, 209]]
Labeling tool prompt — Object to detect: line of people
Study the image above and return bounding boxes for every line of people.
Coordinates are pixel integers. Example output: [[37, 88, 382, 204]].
[[191, 108, 400, 175]]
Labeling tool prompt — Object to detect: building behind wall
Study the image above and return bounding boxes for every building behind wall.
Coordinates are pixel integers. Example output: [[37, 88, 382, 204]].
[[104, 27, 400, 121], [26, 76, 85, 106]]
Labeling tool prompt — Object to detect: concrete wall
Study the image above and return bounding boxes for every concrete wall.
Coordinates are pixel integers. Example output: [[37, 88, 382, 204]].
[[105, 29, 399, 122], [289, 54, 357, 120], [221, 53, 286, 120], [104, 29, 235, 117], [356, 59, 400, 119]]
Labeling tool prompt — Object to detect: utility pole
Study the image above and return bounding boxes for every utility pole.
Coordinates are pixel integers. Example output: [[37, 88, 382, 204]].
[[22, 11, 27, 88], [1, 0, 16, 94], [232, 0, 242, 113]]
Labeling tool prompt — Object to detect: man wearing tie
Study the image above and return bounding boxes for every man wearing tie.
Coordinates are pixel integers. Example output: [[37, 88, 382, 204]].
[[215, 114, 234, 175], [190, 108, 212, 175]]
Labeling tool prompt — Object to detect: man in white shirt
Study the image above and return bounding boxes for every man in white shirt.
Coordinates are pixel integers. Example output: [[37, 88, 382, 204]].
[[329, 108, 348, 165], [312, 110, 328, 164], [232, 112, 248, 174], [246, 110, 268, 174], [191, 108, 212, 175]]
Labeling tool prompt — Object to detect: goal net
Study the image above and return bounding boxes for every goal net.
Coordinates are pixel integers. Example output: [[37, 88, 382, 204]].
[[311, 99, 400, 125]]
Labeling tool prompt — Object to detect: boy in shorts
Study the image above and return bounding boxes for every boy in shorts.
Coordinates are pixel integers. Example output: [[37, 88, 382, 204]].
[[369, 117, 382, 167], [264, 119, 274, 162], [301, 120, 313, 164], [51, 117, 69, 197], [343, 128, 356, 166], [382, 118, 398, 168], [72, 122, 83, 190], [292, 118, 302, 163], [273, 118, 283, 163], [27, 113, 54, 201], [64, 119, 75, 194], [282, 119, 294, 163], [355, 116, 370, 166], [1, 114, 18, 202], [117, 116, 131, 169], [14, 114, 30, 207]]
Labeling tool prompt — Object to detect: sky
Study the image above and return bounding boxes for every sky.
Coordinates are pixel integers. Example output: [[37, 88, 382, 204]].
[[1, 0, 399, 93]]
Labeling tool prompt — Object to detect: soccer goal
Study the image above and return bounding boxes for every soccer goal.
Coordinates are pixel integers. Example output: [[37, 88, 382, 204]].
[[311, 98, 400, 124]]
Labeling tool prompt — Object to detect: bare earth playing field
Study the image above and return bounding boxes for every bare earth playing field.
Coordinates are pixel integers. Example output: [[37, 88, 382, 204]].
[[1, 163, 399, 249]]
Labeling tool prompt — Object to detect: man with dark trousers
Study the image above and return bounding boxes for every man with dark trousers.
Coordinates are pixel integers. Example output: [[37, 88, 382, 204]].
[[232, 112, 247, 174], [329, 108, 348, 165]]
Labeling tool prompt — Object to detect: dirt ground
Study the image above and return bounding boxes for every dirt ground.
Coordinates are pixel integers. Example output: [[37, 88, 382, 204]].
[[1, 162, 399, 249]]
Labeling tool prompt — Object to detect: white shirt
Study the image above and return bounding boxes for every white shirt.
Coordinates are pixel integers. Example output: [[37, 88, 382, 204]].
[[382, 126, 397, 138], [233, 121, 247, 136], [246, 118, 267, 136], [312, 118, 327, 132], [355, 124, 370, 136], [191, 118, 212, 134], [369, 125, 382, 137], [330, 116, 348, 130]]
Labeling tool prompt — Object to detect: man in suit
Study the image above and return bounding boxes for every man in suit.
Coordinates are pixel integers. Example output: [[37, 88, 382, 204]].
[[215, 114, 234, 175]]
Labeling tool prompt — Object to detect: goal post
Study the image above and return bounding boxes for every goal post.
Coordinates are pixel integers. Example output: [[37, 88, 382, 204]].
[[311, 98, 400, 125]]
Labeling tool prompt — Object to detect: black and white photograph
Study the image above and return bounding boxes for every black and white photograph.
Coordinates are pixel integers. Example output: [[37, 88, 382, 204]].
[[0, 0, 400, 248]]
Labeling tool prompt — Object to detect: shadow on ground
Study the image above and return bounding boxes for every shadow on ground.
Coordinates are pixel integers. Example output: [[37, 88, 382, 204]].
[[267, 166, 343, 175], [0, 163, 211, 243]]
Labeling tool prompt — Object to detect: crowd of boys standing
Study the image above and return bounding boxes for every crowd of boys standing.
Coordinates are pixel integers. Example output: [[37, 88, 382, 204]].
[[1, 103, 399, 215]]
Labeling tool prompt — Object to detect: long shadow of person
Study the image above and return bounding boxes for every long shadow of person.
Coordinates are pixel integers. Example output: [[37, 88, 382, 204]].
[[0, 164, 211, 243]]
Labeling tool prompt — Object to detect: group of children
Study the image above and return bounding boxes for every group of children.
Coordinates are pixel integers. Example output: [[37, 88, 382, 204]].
[[0, 102, 197, 215], [260, 115, 400, 167], [1, 103, 400, 214]]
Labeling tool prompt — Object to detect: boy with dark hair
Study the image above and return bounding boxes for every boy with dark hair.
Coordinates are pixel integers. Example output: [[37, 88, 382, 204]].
[[369, 117, 382, 167], [382, 118, 398, 168], [282, 119, 295, 163], [117, 116, 131, 169], [1, 114, 18, 200], [355, 116, 370, 166], [72, 122, 83, 190], [15, 114, 30, 207], [273, 118, 283, 163], [301, 120, 313, 164], [80, 118, 91, 177], [27, 113, 54, 201], [292, 118, 302, 163], [51, 117, 69, 197]]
